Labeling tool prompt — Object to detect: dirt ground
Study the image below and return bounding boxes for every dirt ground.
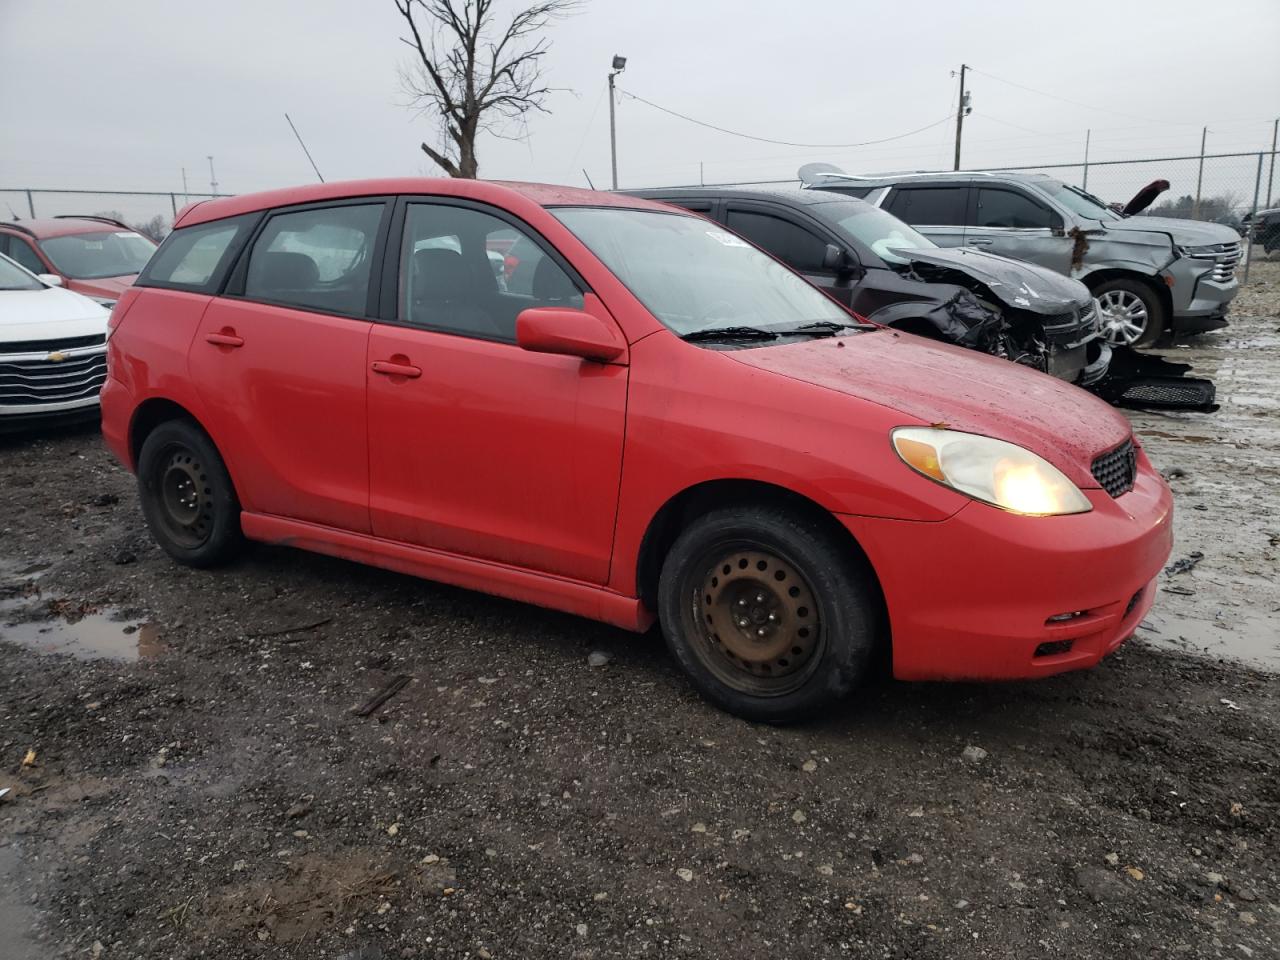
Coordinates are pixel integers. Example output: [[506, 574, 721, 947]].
[[2, 262, 1278, 960]]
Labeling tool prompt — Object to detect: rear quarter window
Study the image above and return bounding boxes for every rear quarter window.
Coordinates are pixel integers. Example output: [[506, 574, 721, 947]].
[[139, 215, 257, 292]]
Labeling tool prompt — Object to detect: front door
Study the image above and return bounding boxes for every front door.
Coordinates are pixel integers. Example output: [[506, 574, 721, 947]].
[[722, 202, 858, 307], [965, 185, 1075, 274], [366, 199, 627, 584], [189, 199, 390, 533]]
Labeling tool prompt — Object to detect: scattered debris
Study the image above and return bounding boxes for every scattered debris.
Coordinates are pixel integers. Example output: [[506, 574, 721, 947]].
[[1163, 585, 1196, 596], [21, 748, 36, 767], [1220, 699, 1241, 711], [248, 617, 333, 639], [0, 787, 10, 803], [1165, 551, 1205, 576], [676, 868, 693, 882], [961, 745, 988, 763], [587, 651, 611, 668], [350, 675, 413, 717]]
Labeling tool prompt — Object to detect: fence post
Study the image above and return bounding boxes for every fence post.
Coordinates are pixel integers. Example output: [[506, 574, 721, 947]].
[[1245, 153, 1263, 286], [24, 189, 35, 219], [1268, 119, 1277, 208], [170, 193, 178, 217], [1082, 129, 1090, 190], [1192, 126, 1206, 219]]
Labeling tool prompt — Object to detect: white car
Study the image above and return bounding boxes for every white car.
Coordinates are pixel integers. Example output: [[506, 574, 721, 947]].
[[0, 252, 110, 431]]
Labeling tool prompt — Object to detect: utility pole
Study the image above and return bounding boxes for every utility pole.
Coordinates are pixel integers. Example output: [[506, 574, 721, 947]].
[[1082, 129, 1091, 190], [953, 64, 970, 171], [207, 155, 219, 196], [608, 54, 627, 190], [1192, 127, 1206, 219], [1267, 117, 1277, 208]]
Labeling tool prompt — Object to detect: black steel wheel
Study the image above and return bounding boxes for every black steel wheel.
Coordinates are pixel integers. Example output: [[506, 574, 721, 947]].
[[137, 419, 244, 567], [658, 504, 881, 723]]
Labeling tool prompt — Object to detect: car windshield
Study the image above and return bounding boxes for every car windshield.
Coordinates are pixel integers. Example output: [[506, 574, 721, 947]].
[[0, 254, 43, 291], [38, 229, 157, 279], [1037, 180, 1119, 222], [816, 198, 935, 265], [551, 207, 851, 337]]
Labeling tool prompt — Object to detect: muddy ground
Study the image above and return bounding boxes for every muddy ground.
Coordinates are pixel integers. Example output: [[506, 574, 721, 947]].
[[1, 262, 1278, 960]]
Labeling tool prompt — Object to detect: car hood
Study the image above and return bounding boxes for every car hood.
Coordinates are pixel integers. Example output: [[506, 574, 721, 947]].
[[898, 246, 1091, 313], [68, 275, 137, 300], [0, 286, 110, 345], [1103, 216, 1240, 245], [725, 330, 1131, 487]]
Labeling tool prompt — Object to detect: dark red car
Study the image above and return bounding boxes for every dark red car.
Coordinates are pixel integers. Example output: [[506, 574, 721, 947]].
[[0, 216, 157, 306], [100, 179, 1173, 723]]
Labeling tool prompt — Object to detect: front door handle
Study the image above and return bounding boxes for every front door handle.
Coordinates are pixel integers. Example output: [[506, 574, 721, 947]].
[[371, 359, 423, 379], [968, 238, 993, 246], [205, 330, 244, 348]]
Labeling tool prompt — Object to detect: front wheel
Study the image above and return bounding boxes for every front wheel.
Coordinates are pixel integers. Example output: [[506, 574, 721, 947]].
[[1093, 277, 1166, 348], [657, 505, 881, 724], [137, 419, 245, 567]]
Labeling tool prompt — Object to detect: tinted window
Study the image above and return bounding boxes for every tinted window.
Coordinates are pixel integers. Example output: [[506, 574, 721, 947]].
[[828, 186, 872, 199], [245, 204, 383, 315], [38, 230, 156, 279], [975, 188, 1056, 229], [817, 199, 935, 265], [5, 237, 46, 274], [143, 215, 253, 289], [885, 186, 967, 226], [725, 209, 829, 272], [401, 203, 582, 342]]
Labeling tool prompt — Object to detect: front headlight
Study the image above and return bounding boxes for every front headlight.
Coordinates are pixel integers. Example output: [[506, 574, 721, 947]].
[[892, 427, 1092, 516], [1175, 243, 1221, 260]]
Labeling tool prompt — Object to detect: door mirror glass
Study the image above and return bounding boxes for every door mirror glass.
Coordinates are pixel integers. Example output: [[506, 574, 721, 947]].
[[516, 307, 626, 363], [822, 244, 856, 276]]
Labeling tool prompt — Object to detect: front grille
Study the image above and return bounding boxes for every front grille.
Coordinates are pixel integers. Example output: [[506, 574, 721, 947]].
[[0, 333, 106, 354], [1184, 241, 1241, 282], [0, 351, 107, 408], [1041, 302, 1098, 338], [1091, 438, 1137, 498]]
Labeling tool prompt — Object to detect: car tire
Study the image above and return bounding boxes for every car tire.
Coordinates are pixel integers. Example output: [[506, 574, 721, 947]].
[[137, 419, 244, 567], [657, 504, 881, 724], [1092, 277, 1166, 349]]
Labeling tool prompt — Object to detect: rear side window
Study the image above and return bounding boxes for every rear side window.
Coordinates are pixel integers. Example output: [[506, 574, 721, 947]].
[[141, 215, 254, 291], [885, 186, 967, 226], [244, 204, 384, 316], [974, 187, 1058, 229], [725, 209, 829, 273]]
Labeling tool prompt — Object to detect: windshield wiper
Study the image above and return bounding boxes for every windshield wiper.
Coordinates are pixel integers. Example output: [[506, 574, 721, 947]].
[[783, 320, 868, 337], [682, 325, 779, 342]]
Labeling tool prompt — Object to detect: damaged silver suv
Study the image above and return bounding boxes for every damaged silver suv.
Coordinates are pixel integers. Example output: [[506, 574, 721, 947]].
[[801, 166, 1241, 348]]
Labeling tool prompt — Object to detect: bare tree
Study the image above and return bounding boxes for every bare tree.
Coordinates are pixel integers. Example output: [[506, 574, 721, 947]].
[[395, 0, 580, 178]]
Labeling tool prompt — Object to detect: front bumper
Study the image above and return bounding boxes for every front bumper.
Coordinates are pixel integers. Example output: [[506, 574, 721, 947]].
[[840, 455, 1173, 681], [0, 396, 100, 434], [1164, 257, 1237, 326]]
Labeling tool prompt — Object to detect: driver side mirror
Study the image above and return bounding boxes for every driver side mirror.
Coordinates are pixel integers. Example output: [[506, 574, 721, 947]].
[[37, 273, 63, 287], [516, 307, 627, 363], [822, 244, 857, 278]]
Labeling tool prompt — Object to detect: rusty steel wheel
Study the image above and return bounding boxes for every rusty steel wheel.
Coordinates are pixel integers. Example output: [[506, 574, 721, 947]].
[[693, 548, 823, 696], [658, 503, 880, 723]]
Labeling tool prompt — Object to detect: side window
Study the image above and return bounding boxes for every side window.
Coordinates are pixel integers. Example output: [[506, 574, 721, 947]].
[[244, 204, 383, 315], [724, 209, 829, 272], [885, 186, 967, 226], [6, 237, 47, 275], [974, 188, 1058, 229], [142, 215, 253, 289], [400, 203, 583, 342]]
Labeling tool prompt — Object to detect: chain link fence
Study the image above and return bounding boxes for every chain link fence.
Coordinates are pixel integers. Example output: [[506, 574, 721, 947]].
[[0, 188, 229, 242]]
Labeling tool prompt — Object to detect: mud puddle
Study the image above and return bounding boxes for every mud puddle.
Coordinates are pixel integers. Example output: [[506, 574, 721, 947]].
[[1139, 609, 1280, 672], [0, 599, 162, 661]]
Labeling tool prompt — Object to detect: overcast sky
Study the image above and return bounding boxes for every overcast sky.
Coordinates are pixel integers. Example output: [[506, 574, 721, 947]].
[[2, 0, 1278, 209]]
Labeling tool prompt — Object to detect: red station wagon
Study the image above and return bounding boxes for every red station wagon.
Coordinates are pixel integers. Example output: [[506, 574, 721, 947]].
[[100, 179, 1174, 722]]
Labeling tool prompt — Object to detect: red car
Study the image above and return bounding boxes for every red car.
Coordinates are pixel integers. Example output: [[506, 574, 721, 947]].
[[0, 216, 157, 306], [100, 179, 1173, 723]]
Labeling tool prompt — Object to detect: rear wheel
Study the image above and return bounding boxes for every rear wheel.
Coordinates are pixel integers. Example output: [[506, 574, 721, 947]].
[[137, 420, 244, 567], [1093, 277, 1166, 348], [658, 505, 880, 724]]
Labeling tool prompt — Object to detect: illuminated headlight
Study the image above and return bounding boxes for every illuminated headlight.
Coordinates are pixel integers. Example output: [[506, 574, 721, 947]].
[[891, 427, 1092, 516]]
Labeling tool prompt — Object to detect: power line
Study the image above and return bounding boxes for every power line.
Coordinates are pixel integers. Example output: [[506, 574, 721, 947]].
[[967, 67, 1203, 127], [617, 88, 953, 149]]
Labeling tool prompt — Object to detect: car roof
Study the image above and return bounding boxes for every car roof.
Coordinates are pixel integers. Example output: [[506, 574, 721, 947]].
[[0, 217, 139, 240], [809, 170, 1056, 188], [175, 178, 673, 229], [626, 184, 859, 208]]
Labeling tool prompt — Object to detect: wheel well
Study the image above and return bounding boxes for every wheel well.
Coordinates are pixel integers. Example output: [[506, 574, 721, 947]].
[[128, 398, 200, 465], [1082, 269, 1171, 323], [635, 479, 886, 619]]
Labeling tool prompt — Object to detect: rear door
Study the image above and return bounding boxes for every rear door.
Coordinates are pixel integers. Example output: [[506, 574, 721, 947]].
[[365, 197, 627, 583], [722, 202, 859, 307], [882, 183, 970, 249], [189, 198, 391, 533], [966, 184, 1074, 274]]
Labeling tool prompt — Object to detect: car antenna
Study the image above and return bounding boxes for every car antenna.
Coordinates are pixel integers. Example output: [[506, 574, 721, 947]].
[[4, 201, 18, 221], [583, 168, 597, 190], [285, 112, 325, 183]]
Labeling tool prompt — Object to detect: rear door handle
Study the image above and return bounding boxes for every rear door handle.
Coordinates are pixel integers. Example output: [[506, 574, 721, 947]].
[[968, 238, 993, 245], [371, 360, 423, 379], [205, 331, 244, 348]]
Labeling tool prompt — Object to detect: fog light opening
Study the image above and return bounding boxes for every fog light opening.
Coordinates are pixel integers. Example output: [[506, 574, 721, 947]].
[[1045, 610, 1087, 624], [1035, 640, 1075, 658]]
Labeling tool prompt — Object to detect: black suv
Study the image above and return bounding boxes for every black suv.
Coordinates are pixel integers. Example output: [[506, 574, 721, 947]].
[[627, 186, 1109, 386]]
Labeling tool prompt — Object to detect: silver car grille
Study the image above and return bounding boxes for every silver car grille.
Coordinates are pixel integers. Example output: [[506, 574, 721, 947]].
[[1184, 241, 1241, 282], [0, 340, 108, 408]]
